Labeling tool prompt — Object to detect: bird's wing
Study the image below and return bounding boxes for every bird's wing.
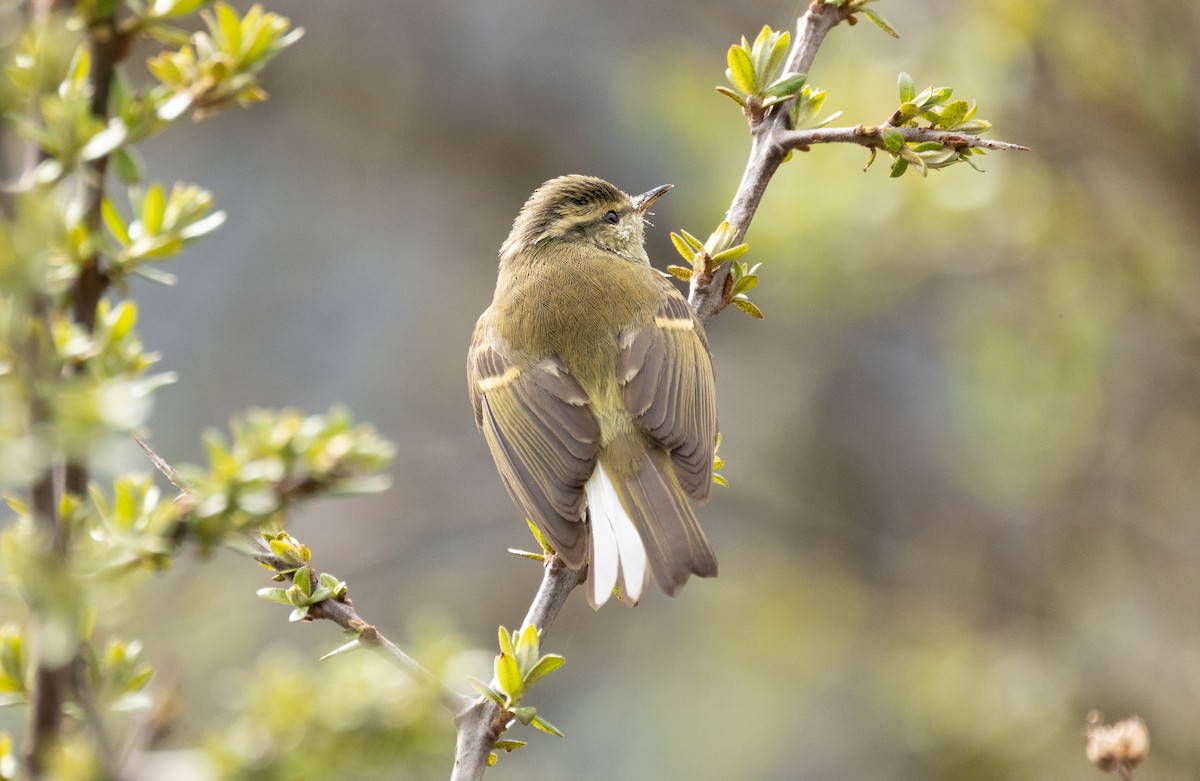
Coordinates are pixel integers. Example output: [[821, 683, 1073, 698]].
[[468, 323, 600, 568], [617, 285, 718, 502]]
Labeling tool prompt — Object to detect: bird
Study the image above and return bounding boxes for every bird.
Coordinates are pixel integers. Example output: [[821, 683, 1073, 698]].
[[467, 174, 719, 608]]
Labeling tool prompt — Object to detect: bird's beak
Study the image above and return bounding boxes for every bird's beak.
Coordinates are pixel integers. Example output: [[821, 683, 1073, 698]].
[[633, 183, 673, 214]]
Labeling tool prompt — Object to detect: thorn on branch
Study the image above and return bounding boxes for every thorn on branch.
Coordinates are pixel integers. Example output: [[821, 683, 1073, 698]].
[[134, 437, 189, 496]]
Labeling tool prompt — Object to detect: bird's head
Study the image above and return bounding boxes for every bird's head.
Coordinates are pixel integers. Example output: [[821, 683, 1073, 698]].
[[500, 175, 672, 264]]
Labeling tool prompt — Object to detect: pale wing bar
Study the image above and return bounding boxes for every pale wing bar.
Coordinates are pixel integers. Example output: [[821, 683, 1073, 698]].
[[618, 291, 718, 501], [471, 343, 600, 567]]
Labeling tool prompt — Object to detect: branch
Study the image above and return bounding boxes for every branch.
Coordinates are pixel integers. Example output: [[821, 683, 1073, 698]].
[[450, 556, 585, 781], [18, 215, 67, 781], [689, 1, 846, 324], [254, 551, 469, 714], [778, 124, 1030, 153], [23, 8, 125, 772], [135, 438, 467, 714], [520, 555, 587, 633], [687, 1, 1027, 324]]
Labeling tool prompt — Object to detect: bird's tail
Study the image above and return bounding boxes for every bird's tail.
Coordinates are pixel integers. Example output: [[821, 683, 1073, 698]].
[[586, 449, 717, 608]]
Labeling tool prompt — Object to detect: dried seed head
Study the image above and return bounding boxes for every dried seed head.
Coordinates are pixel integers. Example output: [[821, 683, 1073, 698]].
[[1085, 711, 1149, 774]]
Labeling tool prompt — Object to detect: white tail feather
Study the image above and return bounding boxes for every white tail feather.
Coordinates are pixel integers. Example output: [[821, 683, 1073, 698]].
[[586, 464, 648, 607]]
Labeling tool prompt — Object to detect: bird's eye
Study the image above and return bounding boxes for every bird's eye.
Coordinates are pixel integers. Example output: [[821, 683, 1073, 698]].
[[603, 210, 619, 225]]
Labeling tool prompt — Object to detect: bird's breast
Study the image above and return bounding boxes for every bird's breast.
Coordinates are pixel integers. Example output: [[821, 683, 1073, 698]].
[[489, 249, 661, 448]]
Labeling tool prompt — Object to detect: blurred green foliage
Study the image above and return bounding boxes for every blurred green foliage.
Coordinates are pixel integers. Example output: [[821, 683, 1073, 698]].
[[0, 2, 437, 779], [205, 648, 457, 781]]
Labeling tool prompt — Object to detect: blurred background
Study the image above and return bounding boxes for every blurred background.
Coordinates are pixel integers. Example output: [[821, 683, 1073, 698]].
[[48, 0, 1200, 778]]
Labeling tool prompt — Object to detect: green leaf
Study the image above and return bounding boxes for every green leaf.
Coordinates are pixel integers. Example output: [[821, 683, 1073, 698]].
[[859, 6, 899, 37], [763, 72, 807, 100], [511, 705, 536, 725], [733, 274, 759, 295], [889, 156, 909, 178], [963, 154, 986, 172], [897, 72, 915, 103], [954, 119, 992, 135], [468, 677, 506, 705], [292, 566, 312, 597], [731, 297, 764, 318], [65, 44, 91, 95], [110, 301, 137, 340], [897, 102, 920, 123], [677, 229, 705, 254], [881, 126, 904, 153], [256, 587, 290, 605], [901, 146, 928, 177], [763, 29, 791, 82], [523, 654, 564, 691], [515, 624, 539, 673], [530, 713, 564, 737], [811, 110, 842, 129], [715, 85, 748, 108], [112, 145, 144, 184], [131, 234, 184, 260], [711, 244, 749, 264], [493, 740, 527, 753], [936, 99, 969, 129], [670, 232, 695, 262], [726, 44, 756, 94], [268, 539, 298, 565], [706, 221, 737, 253], [101, 199, 130, 246], [142, 184, 166, 236], [497, 625, 515, 660], [928, 87, 953, 106], [507, 548, 546, 562], [749, 26, 771, 72], [666, 265, 693, 281], [495, 653, 523, 703], [214, 2, 242, 54]]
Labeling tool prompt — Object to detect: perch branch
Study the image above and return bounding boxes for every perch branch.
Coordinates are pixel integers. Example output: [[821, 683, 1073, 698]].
[[687, 0, 1026, 323], [688, 1, 847, 323], [133, 440, 466, 712], [450, 556, 586, 781]]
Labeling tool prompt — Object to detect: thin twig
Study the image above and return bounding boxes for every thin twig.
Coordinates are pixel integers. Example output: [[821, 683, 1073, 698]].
[[778, 124, 1031, 153], [254, 551, 468, 714], [134, 437, 188, 494], [133, 441, 467, 720]]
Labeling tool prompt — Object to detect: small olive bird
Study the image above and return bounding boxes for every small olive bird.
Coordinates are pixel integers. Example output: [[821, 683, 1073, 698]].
[[468, 175, 719, 608]]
